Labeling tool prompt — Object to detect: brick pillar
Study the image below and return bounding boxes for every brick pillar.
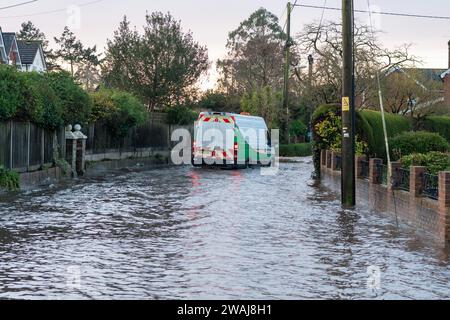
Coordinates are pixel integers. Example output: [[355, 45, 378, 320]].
[[321, 149, 326, 166], [369, 158, 382, 184], [355, 155, 366, 179], [66, 138, 77, 177], [410, 166, 426, 197], [438, 172, 450, 245], [326, 150, 332, 169], [389, 162, 401, 190]]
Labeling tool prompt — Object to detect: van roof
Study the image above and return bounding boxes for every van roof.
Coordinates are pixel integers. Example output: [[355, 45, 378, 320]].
[[199, 111, 264, 120]]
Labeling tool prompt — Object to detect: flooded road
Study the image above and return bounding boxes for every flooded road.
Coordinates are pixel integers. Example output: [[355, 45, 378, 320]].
[[0, 159, 449, 299]]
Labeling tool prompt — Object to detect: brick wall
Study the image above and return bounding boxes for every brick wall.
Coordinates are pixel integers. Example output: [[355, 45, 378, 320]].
[[320, 150, 450, 247]]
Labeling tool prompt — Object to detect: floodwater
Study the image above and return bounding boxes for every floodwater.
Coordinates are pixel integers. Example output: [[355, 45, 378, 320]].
[[0, 158, 449, 299]]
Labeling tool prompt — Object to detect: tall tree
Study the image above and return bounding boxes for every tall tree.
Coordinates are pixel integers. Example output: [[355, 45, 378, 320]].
[[103, 13, 209, 110], [217, 8, 293, 95], [53, 27, 85, 77], [75, 45, 102, 91], [17, 21, 59, 71]]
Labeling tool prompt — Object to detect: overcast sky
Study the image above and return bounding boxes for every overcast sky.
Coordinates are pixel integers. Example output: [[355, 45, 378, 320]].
[[1, 0, 449, 88]]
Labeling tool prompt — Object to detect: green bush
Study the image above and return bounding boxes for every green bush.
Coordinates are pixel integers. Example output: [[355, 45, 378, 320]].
[[389, 131, 449, 160], [167, 106, 198, 125], [0, 166, 20, 191], [90, 88, 148, 138], [422, 116, 450, 143], [279, 143, 313, 157], [400, 152, 450, 175], [45, 71, 92, 126]]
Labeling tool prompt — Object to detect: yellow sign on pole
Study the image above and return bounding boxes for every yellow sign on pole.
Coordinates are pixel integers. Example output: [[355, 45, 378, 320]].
[[342, 97, 350, 111]]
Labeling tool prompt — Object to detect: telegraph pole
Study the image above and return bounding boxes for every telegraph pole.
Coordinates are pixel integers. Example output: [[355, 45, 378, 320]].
[[341, 0, 356, 207], [283, 1, 292, 144]]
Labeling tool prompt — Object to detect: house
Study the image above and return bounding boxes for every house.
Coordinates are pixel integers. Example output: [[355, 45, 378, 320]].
[[0, 27, 8, 64], [2, 32, 22, 68], [17, 40, 47, 72], [0, 27, 47, 73]]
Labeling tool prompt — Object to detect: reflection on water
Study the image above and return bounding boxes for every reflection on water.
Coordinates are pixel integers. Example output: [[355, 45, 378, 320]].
[[0, 158, 449, 299]]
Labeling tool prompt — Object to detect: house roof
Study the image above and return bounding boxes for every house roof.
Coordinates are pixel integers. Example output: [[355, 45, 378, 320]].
[[2, 32, 17, 54], [402, 68, 447, 82], [17, 40, 41, 65]]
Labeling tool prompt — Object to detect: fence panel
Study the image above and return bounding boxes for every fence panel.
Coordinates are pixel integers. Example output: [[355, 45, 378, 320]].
[[12, 122, 28, 171], [29, 123, 43, 167], [0, 121, 60, 172], [0, 122, 11, 168], [44, 130, 54, 164]]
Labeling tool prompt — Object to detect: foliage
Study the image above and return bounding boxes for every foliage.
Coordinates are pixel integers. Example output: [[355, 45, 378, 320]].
[[45, 71, 93, 126], [0, 68, 62, 129], [21, 72, 64, 130], [0, 65, 28, 120], [0, 166, 20, 191], [421, 116, 450, 143], [54, 26, 100, 81], [389, 131, 449, 160], [217, 8, 291, 94], [279, 143, 312, 157], [167, 106, 198, 125], [240, 86, 281, 128], [103, 13, 209, 109], [198, 90, 241, 113], [289, 119, 308, 138], [91, 88, 148, 138], [314, 111, 368, 155], [89, 89, 118, 123], [400, 152, 450, 175]]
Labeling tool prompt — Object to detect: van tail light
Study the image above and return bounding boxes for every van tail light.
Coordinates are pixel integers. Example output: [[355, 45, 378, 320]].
[[234, 142, 238, 163]]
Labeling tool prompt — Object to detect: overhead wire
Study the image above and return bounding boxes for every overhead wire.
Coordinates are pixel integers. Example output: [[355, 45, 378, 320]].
[[0, 0, 105, 19], [294, 3, 450, 21], [0, 0, 37, 11]]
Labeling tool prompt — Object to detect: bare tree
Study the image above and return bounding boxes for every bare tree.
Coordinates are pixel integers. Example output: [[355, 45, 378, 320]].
[[294, 20, 420, 109]]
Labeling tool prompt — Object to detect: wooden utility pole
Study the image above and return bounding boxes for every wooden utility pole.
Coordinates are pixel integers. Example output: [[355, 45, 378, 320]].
[[341, 0, 356, 207], [283, 1, 292, 144]]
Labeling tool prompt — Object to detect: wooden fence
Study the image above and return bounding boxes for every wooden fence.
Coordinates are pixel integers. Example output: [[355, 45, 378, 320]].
[[0, 121, 65, 173], [85, 117, 170, 155]]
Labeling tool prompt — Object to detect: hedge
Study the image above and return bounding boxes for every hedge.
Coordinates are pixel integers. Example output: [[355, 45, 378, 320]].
[[400, 152, 450, 175], [90, 88, 148, 138], [389, 131, 449, 160], [167, 106, 199, 125], [0, 66, 92, 129], [422, 116, 450, 143], [279, 143, 313, 157], [358, 110, 411, 159], [312, 105, 412, 159]]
